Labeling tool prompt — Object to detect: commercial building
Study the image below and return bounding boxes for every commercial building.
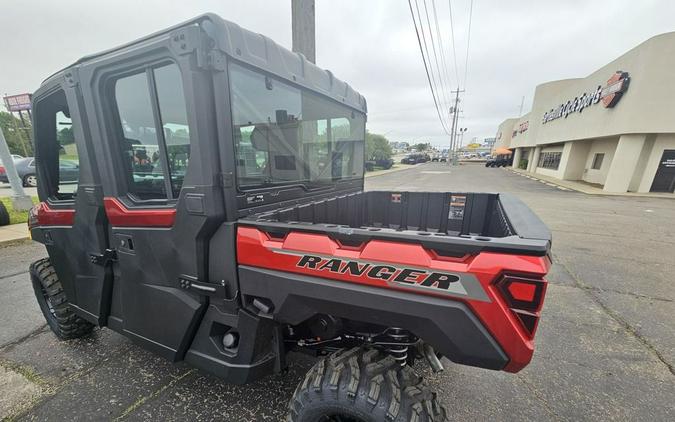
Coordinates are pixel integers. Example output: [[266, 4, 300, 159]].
[[494, 32, 675, 193]]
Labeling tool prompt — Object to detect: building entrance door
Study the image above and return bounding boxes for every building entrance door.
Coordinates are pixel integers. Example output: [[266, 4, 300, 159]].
[[650, 150, 675, 193]]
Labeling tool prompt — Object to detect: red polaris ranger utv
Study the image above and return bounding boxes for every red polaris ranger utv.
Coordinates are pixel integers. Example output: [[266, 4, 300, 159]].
[[27, 14, 551, 421]]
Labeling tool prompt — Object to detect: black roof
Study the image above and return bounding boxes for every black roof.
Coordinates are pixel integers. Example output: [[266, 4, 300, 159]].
[[41, 13, 367, 113]]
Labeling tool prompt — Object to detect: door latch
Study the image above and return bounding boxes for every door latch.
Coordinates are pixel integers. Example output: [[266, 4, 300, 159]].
[[90, 249, 117, 266], [179, 275, 229, 297]]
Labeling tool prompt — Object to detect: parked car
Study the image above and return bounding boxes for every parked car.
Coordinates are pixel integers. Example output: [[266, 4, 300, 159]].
[[365, 158, 394, 171], [0, 157, 79, 187], [485, 155, 513, 168], [401, 153, 429, 164]]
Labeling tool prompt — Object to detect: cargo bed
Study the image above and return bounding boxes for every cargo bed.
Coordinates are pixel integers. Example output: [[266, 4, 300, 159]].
[[240, 191, 551, 256]]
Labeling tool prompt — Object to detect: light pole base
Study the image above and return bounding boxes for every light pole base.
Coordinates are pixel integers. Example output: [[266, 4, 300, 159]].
[[11, 195, 34, 212]]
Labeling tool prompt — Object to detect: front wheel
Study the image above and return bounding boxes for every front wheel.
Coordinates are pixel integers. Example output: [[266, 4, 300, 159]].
[[29, 258, 94, 340], [287, 347, 448, 422]]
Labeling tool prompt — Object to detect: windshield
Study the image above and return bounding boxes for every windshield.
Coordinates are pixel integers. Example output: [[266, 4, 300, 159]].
[[229, 62, 365, 190]]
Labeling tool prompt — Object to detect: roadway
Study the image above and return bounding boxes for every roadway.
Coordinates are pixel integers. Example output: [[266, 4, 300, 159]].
[[1, 162, 673, 420]]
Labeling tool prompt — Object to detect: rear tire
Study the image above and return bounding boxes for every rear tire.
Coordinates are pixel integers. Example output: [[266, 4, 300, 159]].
[[287, 347, 448, 422], [29, 258, 94, 340], [0, 201, 9, 226]]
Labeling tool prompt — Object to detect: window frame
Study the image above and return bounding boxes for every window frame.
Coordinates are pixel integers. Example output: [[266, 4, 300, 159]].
[[105, 59, 189, 204], [538, 151, 562, 170], [591, 153, 604, 170], [32, 86, 80, 202]]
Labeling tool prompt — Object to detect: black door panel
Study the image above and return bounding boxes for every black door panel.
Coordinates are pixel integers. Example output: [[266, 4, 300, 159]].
[[78, 41, 228, 361], [32, 83, 112, 326]]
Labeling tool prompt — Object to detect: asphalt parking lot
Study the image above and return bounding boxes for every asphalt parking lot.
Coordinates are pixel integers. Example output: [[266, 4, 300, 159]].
[[1, 163, 673, 421]]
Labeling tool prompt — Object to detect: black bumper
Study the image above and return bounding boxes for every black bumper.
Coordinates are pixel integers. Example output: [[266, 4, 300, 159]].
[[238, 265, 509, 371]]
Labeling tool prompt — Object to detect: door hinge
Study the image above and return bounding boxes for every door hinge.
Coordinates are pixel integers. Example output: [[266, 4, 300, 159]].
[[90, 249, 117, 266], [219, 172, 234, 188], [64, 68, 79, 88], [208, 49, 226, 72]]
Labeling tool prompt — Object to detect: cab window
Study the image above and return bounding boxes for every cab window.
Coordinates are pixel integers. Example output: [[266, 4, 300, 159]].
[[33, 89, 81, 199], [229, 63, 366, 190], [112, 63, 190, 200]]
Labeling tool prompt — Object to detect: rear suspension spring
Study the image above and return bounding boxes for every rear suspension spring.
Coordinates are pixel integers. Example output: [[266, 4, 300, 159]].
[[385, 327, 411, 366]]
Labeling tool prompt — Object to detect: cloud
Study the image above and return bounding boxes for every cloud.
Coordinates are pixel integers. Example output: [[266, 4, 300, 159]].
[[1, 0, 674, 146]]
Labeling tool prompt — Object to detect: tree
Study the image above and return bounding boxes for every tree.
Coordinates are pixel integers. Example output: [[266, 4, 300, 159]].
[[0, 112, 32, 156], [57, 126, 75, 145], [365, 131, 392, 160], [413, 142, 430, 152]]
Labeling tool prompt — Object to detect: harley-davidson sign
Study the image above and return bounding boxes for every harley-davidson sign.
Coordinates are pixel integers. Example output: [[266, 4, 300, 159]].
[[542, 71, 630, 124]]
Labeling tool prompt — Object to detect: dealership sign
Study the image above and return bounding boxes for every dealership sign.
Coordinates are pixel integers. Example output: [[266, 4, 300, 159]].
[[3, 93, 32, 112], [512, 120, 529, 138], [542, 71, 630, 124]]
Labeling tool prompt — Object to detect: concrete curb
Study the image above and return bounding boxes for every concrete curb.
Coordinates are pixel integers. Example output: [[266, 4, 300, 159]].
[[365, 164, 418, 178], [0, 223, 30, 247], [505, 167, 675, 199], [0, 237, 31, 248]]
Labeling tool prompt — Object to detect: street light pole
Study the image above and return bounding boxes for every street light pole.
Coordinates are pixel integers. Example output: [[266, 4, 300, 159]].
[[292, 0, 316, 63], [449, 88, 464, 165], [0, 127, 32, 211]]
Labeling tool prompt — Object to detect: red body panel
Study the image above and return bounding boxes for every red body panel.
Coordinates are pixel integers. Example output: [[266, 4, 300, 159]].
[[236, 226, 550, 373], [32, 202, 75, 226], [103, 197, 176, 227]]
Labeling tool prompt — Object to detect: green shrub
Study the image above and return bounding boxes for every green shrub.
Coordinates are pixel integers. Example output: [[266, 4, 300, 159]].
[[518, 158, 528, 169], [0, 196, 39, 225]]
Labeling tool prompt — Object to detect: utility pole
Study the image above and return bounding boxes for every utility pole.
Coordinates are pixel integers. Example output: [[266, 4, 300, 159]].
[[292, 0, 316, 63], [449, 87, 464, 165], [0, 127, 32, 211]]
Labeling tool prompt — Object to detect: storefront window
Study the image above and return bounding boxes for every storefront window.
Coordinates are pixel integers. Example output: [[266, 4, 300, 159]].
[[538, 152, 562, 170]]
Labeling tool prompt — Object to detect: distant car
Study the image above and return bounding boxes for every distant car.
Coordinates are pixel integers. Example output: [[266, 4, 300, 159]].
[[365, 158, 394, 171], [11, 154, 23, 160], [400, 153, 428, 164], [0, 157, 79, 187], [485, 156, 512, 168]]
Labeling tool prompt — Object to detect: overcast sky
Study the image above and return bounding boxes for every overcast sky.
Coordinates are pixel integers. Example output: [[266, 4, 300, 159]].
[[1, 0, 674, 147]]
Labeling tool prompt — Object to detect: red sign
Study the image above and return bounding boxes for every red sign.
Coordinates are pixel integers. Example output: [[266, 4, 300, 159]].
[[600, 71, 630, 108], [3, 93, 32, 112]]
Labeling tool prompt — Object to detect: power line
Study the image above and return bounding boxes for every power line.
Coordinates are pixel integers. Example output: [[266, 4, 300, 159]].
[[447, 0, 460, 82], [422, 0, 451, 111], [414, 0, 450, 122], [462, 0, 474, 89], [430, 0, 455, 103], [408, 0, 452, 135]]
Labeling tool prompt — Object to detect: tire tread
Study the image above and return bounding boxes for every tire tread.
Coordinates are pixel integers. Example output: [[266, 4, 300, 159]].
[[287, 347, 448, 422], [29, 258, 94, 340]]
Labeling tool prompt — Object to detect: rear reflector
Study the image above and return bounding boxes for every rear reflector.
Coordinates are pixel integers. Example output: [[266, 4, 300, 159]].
[[496, 275, 547, 337], [508, 281, 537, 302]]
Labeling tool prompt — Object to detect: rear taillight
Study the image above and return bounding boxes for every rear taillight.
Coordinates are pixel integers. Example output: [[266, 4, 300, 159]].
[[0, 165, 5, 175], [28, 204, 40, 230], [496, 275, 547, 337]]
